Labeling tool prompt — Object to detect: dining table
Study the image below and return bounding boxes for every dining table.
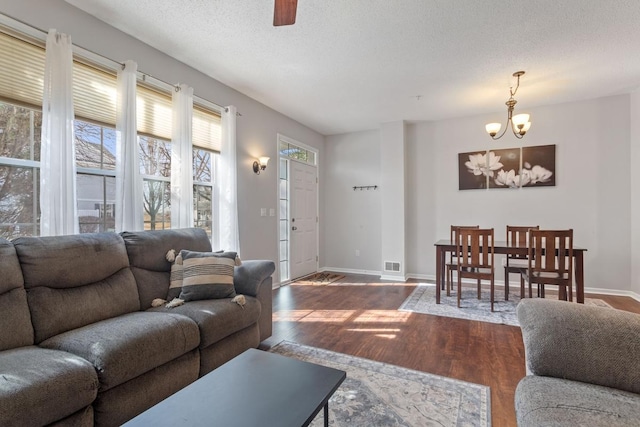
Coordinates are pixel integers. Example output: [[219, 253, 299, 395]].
[[434, 239, 587, 304]]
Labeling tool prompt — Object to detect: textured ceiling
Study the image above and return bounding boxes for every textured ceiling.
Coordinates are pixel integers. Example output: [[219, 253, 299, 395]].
[[65, 0, 640, 135]]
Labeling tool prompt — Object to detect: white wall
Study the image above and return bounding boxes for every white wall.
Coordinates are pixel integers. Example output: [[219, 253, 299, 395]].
[[324, 130, 381, 273], [324, 95, 633, 293], [2, 0, 325, 281], [380, 121, 406, 279], [631, 89, 640, 295]]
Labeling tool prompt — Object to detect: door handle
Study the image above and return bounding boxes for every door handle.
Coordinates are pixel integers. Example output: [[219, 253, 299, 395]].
[[292, 226, 298, 231]]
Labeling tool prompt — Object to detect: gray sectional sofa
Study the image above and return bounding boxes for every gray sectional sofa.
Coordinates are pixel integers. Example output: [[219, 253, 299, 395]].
[[0, 228, 275, 427], [516, 299, 640, 426]]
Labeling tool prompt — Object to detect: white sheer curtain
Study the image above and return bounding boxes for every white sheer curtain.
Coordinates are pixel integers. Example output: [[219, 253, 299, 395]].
[[215, 105, 240, 252], [40, 29, 78, 236], [170, 83, 194, 228], [115, 60, 143, 232]]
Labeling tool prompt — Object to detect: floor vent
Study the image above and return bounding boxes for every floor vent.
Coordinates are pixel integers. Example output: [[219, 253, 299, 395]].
[[384, 261, 401, 272]]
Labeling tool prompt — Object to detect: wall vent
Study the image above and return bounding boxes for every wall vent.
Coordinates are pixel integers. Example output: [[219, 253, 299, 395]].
[[384, 261, 401, 272]]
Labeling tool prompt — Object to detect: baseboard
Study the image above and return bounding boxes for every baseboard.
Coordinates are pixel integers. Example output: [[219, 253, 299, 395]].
[[318, 266, 382, 276], [583, 287, 640, 301]]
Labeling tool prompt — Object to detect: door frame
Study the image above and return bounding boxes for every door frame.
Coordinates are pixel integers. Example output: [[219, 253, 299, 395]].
[[276, 133, 319, 286]]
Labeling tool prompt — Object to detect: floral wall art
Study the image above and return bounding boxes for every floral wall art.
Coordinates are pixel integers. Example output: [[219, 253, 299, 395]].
[[458, 144, 555, 190]]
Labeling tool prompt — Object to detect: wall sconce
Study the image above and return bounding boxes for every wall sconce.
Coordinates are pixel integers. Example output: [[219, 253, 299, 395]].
[[253, 157, 270, 175], [485, 71, 531, 140]]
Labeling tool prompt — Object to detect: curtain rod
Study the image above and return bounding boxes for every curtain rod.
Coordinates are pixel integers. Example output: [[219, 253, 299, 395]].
[[0, 12, 237, 116]]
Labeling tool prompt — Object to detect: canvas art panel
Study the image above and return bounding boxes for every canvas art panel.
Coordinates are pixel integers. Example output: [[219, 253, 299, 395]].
[[458, 151, 488, 190], [458, 144, 556, 190], [521, 144, 555, 187], [489, 147, 521, 189]]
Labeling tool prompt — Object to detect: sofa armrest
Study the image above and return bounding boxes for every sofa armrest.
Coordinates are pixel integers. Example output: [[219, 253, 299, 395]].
[[233, 260, 276, 297], [516, 299, 640, 394], [234, 260, 275, 341]]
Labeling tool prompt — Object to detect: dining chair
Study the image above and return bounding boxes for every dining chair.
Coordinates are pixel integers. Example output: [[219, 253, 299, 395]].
[[503, 225, 539, 300], [521, 229, 574, 301], [456, 228, 495, 311], [446, 225, 479, 296]]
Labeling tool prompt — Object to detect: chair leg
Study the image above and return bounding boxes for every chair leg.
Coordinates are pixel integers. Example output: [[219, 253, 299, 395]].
[[540, 284, 545, 298], [446, 267, 451, 297], [504, 268, 509, 301], [477, 279, 481, 299], [529, 281, 533, 298], [457, 272, 462, 308], [520, 274, 525, 299], [568, 284, 573, 302], [490, 276, 495, 312]]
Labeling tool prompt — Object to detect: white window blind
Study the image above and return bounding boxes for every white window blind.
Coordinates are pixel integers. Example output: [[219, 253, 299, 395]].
[[0, 31, 45, 109], [193, 104, 221, 152], [0, 30, 118, 126]]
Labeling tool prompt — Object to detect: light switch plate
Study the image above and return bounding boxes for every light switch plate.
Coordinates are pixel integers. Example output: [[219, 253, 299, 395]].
[[260, 208, 267, 217], [269, 208, 275, 217]]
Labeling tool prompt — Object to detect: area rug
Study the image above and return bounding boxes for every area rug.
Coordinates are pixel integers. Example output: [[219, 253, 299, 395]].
[[292, 272, 345, 285], [399, 284, 612, 327], [270, 341, 490, 426]]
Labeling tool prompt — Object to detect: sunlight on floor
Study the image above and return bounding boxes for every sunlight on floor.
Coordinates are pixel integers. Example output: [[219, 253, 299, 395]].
[[352, 310, 411, 323], [345, 327, 400, 339], [274, 309, 411, 325]]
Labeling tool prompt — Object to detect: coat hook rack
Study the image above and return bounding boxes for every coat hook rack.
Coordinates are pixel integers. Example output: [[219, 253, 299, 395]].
[[353, 185, 378, 191]]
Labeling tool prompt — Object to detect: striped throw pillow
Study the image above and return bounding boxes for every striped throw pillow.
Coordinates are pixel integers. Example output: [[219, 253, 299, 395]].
[[179, 250, 240, 301]]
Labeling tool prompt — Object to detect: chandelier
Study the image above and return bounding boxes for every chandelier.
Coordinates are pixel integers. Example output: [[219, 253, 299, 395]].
[[485, 71, 531, 139]]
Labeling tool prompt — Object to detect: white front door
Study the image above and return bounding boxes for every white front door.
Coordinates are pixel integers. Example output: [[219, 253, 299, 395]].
[[289, 161, 318, 280]]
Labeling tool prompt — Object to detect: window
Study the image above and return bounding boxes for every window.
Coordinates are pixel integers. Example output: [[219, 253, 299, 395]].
[[279, 138, 316, 166], [0, 25, 222, 239], [139, 135, 171, 230], [75, 120, 116, 233], [279, 157, 290, 281], [193, 147, 214, 237], [0, 102, 41, 239]]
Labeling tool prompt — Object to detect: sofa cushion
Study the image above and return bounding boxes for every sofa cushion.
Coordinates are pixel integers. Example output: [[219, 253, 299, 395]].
[[13, 233, 140, 343], [179, 250, 239, 301], [121, 228, 212, 309], [39, 312, 200, 391], [0, 238, 33, 351], [149, 296, 260, 349], [0, 346, 98, 427], [516, 375, 640, 427]]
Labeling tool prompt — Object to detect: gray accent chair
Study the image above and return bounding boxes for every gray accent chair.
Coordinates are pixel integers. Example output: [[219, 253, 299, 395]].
[[0, 229, 275, 427], [515, 299, 640, 426]]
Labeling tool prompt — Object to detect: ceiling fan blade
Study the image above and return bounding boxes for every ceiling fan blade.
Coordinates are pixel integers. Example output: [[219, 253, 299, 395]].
[[274, 0, 298, 26]]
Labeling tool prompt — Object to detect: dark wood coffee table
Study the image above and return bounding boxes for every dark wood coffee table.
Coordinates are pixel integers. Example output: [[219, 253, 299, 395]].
[[123, 348, 346, 427]]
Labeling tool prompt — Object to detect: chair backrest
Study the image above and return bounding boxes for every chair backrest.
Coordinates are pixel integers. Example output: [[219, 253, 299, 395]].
[[450, 225, 480, 242], [528, 229, 573, 280], [506, 225, 539, 259], [450, 225, 479, 258], [457, 228, 494, 268]]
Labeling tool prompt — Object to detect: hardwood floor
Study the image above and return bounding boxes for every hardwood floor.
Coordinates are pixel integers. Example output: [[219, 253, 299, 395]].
[[263, 274, 640, 427]]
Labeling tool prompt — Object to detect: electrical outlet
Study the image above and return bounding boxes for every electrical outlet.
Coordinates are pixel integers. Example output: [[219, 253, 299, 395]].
[[269, 208, 275, 217], [260, 208, 267, 217]]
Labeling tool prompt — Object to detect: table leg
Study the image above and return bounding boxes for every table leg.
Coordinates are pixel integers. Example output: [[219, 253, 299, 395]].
[[575, 251, 584, 303], [324, 402, 329, 427], [436, 247, 443, 304]]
